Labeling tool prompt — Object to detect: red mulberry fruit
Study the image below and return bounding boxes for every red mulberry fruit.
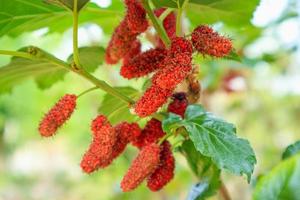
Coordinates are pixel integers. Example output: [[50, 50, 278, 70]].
[[123, 40, 141, 65], [170, 37, 193, 55], [132, 118, 165, 149], [191, 25, 232, 57], [134, 85, 173, 117], [167, 92, 188, 117], [147, 141, 175, 191], [105, 20, 138, 64], [39, 94, 76, 137], [125, 0, 148, 33], [121, 143, 161, 192], [120, 48, 167, 79], [152, 53, 192, 90], [80, 115, 116, 173], [111, 122, 141, 160]]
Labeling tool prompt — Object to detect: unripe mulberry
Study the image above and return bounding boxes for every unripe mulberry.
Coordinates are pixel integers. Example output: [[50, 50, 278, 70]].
[[125, 0, 148, 33], [167, 92, 188, 117], [132, 119, 165, 149], [80, 115, 116, 173], [111, 122, 141, 160], [152, 53, 192, 90], [120, 48, 167, 79], [105, 20, 138, 64], [147, 141, 175, 191], [191, 25, 232, 57], [39, 94, 76, 137], [134, 85, 173, 117], [154, 8, 176, 48], [121, 144, 161, 192], [123, 40, 141, 65]]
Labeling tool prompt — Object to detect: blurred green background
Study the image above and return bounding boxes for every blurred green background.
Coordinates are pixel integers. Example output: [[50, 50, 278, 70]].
[[0, 0, 300, 199]]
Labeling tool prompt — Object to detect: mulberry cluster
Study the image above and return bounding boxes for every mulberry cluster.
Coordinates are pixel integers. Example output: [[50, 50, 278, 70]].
[[39, 94, 77, 137], [191, 25, 232, 57], [105, 0, 148, 64], [80, 115, 117, 173], [147, 141, 175, 191], [132, 118, 165, 149], [167, 92, 188, 117], [81, 118, 141, 173], [38, 1, 237, 195], [121, 143, 161, 192], [120, 48, 167, 79]]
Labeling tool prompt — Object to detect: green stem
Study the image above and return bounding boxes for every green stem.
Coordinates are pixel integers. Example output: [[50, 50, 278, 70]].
[[77, 86, 99, 98], [0, 49, 134, 105], [176, 6, 182, 36], [176, 0, 189, 36], [0, 50, 36, 60], [152, 113, 164, 121], [141, 0, 170, 47], [76, 69, 135, 104], [158, 8, 174, 21], [72, 0, 81, 67], [158, 132, 172, 145]]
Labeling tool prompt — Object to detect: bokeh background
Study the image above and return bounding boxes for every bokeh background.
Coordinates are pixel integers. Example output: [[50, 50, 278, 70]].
[[0, 0, 300, 199]]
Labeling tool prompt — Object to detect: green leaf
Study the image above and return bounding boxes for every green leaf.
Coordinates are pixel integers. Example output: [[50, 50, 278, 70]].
[[162, 113, 183, 133], [0, 47, 67, 93], [99, 87, 140, 124], [187, 0, 259, 27], [253, 154, 300, 200], [163, 104, 256, 181], [181, 140, 221, 200], [184, 105, 256, 181], [45, 0, 90, 11], [0, 1, 123, 37], [68, 46, 105, 73], [224, 50, 242, 62], [152, 0, 259, 27], [282, 141, 300, 160]]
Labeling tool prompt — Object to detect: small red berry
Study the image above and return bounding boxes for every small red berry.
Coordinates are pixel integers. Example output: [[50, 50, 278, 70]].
[[191, 25, 232, 57], [132, 119, 165, 149], [121, 143, 161, 192], [147, 141, 175, 191], [111, 122, 141, 160], [120, 48, 167, 79], [105, 20, 138, 64], [170, 37, 193, 55], [167, 92, 188, 117], [39, 94, 76, 137], [80, 115, 116, 173], [134, 85, 173, 117], [125, 0, 148, 33], [152, 53, 192, 90], [123, 40, 141, 65]]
